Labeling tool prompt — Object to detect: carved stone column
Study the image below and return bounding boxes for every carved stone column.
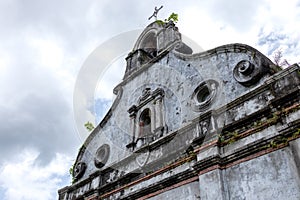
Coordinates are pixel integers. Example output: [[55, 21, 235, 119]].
[[130, 113, 136, 141], [127, 105, 138, 151], [155, 95, 163, 128]]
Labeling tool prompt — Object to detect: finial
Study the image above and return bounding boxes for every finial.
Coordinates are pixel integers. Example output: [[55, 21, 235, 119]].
[[148, 6, 163, 21]]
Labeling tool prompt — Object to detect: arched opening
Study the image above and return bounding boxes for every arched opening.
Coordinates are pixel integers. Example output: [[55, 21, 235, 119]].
[[139, 32, 157, 57], [139, 108, 152, 138]]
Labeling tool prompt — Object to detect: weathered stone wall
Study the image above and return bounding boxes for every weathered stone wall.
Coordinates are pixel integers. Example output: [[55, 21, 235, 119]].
[[58, 22, 300, 200], [59, 63, 300, 199], [148, 181, 200, 200], [200, 145, 300, 200], [76, 43, 275, 181]]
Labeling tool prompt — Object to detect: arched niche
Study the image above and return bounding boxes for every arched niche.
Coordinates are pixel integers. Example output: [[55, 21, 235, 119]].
[[138, 31, 157, 57], [127, 88, 166, 151], [136, 107, 154, 148], [139, 108, 152, 136]]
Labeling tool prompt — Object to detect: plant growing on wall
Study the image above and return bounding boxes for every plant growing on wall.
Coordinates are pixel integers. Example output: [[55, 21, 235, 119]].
[[84, 121, 95, 132], [69, 163, 75, 183], [156, 12, 179, 25]]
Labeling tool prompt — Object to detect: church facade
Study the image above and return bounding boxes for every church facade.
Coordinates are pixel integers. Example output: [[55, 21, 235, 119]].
[[59, 21, 300, 200]]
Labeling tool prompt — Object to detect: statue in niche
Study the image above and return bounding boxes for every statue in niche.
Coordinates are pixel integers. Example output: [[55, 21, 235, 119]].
[[137, 108, 153, 147]]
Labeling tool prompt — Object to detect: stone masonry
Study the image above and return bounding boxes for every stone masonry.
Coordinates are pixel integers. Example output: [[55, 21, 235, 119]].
[[58, 21, 300, 200]]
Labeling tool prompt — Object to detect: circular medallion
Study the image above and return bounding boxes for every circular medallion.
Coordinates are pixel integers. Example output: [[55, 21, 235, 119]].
[[94, 144, 110, 168], [192, 80, 218, 112]]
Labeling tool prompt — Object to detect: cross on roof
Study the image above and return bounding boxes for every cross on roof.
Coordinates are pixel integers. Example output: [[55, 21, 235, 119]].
[[148, 6, 163, 21]]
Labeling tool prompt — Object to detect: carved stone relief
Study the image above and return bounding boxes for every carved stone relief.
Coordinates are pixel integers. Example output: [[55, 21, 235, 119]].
[[107, 170, 119, 183], [136, 150, 150, 167], [106, 169, 125, 184], [138, 88, 152, 104], [197, 118, 211, 137], [233, 60, 264, 86], [73, 162, 87, 180]]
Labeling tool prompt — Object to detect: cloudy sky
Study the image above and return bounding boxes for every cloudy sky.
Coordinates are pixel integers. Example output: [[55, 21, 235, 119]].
[[0, 0, 299, 199]]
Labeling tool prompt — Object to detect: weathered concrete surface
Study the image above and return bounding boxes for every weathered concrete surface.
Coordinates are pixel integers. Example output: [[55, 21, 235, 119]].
[[148, 181, 200, 200], [290, 139, 300, 182], [58, 21, 300, 200], [199, 144, 300, 200], [199, 169, 226, 200], [223, 147, 300, 200]]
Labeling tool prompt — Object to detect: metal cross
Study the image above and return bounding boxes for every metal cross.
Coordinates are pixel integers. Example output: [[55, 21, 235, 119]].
[[148, 6, 163, 21]]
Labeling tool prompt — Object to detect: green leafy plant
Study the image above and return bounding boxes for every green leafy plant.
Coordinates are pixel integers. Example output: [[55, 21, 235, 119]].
[[218, 134, 225, 143], [156, 12, 179, 25], [167, 12, 178, 23], [69, 163, 75, 184], [69, 146, 85, 184], [156, 20, 165, 26], [268, 140, 278, 148], [84, 121, 95, 132], [292, 128, 300, 138]]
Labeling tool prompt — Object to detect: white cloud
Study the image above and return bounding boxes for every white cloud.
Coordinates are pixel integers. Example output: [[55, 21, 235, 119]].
[[95, 56, 125, 100], [255, 0, 300, 63], [0, 31, 79, 165], [179, 6, 257, 51], [0, 1, 299, 199], [29, 37, 64, 70], [28, 35, 78, 93], [0, 149, 73, 200]]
